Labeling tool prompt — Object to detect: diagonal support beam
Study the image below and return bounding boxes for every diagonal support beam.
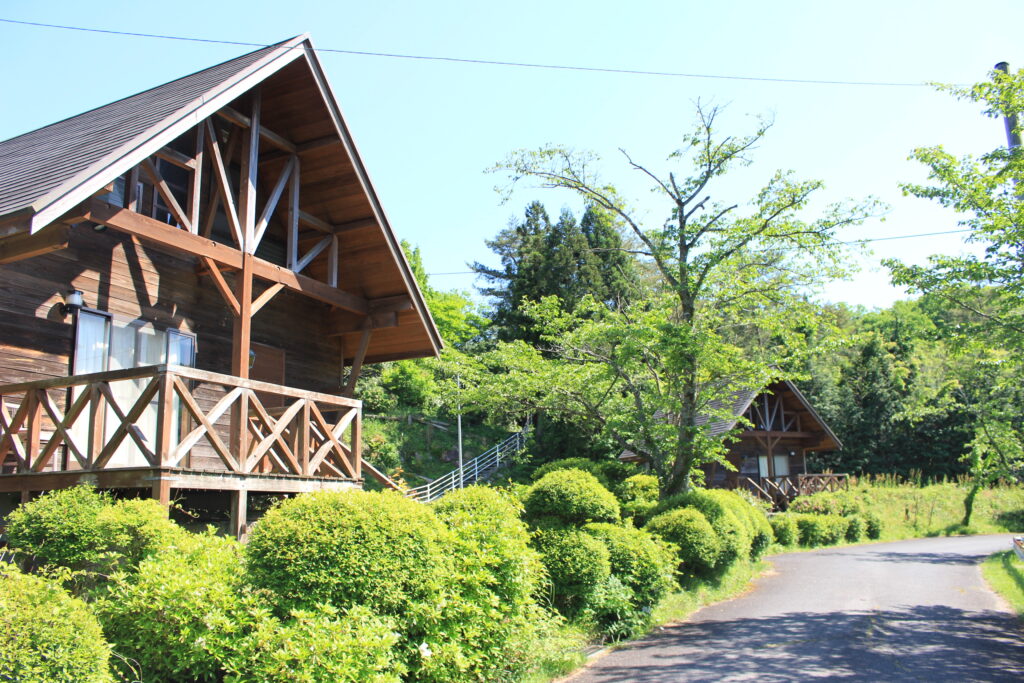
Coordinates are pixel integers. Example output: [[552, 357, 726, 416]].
[[142, 158, 192, 232]]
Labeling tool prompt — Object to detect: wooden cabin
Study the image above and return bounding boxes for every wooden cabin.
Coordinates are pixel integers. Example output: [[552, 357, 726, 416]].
[[0, 36, 441, 536], [621, 381, 846, 504]]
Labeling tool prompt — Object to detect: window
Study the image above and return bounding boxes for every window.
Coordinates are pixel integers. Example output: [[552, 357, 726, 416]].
[[71, 312, 196, 468]]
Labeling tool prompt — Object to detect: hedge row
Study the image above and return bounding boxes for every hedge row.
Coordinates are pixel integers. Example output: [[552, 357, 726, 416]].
[[2, 485, 558, 682]]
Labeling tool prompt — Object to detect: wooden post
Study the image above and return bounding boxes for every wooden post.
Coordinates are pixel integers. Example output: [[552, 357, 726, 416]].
[[151, 477, 171, 507], [26, 390, 42, 469], [153, 372, 174, 466], [230, 489, 248, 540], [239, 90, 260, 254], [352, 406, 362, 479], [230, 253, 254, 469]]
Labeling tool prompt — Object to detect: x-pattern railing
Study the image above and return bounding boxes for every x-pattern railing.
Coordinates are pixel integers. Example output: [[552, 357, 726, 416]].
[[0, 365, 361, 480]]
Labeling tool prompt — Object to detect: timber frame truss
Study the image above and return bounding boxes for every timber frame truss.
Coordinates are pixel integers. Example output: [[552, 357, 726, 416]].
[[60, 90, 408, 397]]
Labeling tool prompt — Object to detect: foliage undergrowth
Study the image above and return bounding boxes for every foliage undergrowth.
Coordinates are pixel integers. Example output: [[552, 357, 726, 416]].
[[982, 550, 1024, 619]]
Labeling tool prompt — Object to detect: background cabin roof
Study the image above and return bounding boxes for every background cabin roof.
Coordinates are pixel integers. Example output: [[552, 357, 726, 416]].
[[0, 36, 442, 363], [619, 379, 842, 462]]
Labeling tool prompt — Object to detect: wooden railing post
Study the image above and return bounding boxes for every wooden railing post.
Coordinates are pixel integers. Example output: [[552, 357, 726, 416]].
[[153, 370, 174, 467], [26, 390, 42, 470], [352, 405, 362, 479]]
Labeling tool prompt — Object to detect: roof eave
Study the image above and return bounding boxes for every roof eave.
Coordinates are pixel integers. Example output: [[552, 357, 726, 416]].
[[298, 41, 443, 357], [25, 36, 309, 234]]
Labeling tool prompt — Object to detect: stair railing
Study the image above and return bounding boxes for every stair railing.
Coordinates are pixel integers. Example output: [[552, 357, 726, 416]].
[[405, 430, 527, 502]]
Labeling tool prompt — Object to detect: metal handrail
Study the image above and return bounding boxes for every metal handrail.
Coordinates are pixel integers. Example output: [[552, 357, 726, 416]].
[[406, 430, 527, 502]]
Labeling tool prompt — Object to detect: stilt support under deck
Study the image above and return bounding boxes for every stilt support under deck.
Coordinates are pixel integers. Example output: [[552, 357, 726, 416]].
[[230, 489, 248, 540]]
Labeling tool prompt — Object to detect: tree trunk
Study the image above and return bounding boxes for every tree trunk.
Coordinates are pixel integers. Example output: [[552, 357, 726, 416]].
[[962, 480, 981, 527]]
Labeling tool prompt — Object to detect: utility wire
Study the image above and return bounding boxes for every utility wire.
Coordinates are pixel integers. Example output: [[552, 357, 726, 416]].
[[426, 228, 977, 275], [0, 17, 946, 88]]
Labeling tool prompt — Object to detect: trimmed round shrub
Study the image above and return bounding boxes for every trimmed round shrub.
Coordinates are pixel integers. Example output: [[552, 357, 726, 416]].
[[789, 491, 861, 517], [532, 458, 609, 486], [0, 569, 113, 682], [845, 515, 866, 542], [6, 486, 184, 583], [656, 490, 750, 570], [433, 486, 540, 604], [428, 486, 550, 680], [645, 508, 721, 579], [6, 486, 110, 570], [583, 523, 675, 609], [793, 513, 849, 547], [245, 490, 449, 617], [704, 489, 772, 559], [770, 513, 799, 546], [864, 510, 883, 539], [533, 528, 611, 616], [524, 469, 620, 527], [93, 532, 250, 683], [226, 605, 404, 683], [615, 474, 660, 522]]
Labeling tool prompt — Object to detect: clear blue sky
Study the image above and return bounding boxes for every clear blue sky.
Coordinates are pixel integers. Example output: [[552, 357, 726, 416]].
[[2, 1, 1022, 308]]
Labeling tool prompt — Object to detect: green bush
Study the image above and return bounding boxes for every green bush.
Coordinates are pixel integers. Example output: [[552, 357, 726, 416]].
[[533, 528, 611, 616], [645, 508, 721, 579], [246, 490, 448, 617], [793, 513, 849, 547], [428, 486, 551, 681], [524, 469, 620, 527], [6, 486, 110, 570], [0, 569, 113, 682], [433, 486, 540, 604], [581, 575, 651, 641], [845, 515, 866, 542], [363, 433, 401, 472], [655, 490, 750, 570], [705, 489, 772, 559], [583, 523, 675, 609], [615, 474, 660, 522], [770, 513, 799, 546], [6, 486, 183, 583], [789, 490, 862, 517], [381, 360, 438, 408], [225, 605, 404, 683], [93, 532, 251, 683], [532, 458, 609, 486], [864, 510, 883, 539]]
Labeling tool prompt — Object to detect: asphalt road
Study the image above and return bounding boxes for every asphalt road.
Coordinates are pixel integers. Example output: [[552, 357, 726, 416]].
[[568, 535, 1024, 682]]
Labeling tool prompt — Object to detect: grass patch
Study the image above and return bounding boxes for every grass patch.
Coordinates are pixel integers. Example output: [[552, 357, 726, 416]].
[[652, 558, 766, 627], [982, 550, 1024, 619], [848, 481, 1024, 540]]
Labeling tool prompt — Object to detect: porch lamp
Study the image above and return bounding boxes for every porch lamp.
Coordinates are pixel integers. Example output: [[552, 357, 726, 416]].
[[59, 290, 84, 316]]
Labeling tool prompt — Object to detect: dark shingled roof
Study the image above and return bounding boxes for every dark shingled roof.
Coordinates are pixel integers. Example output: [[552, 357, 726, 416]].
[[0, 40, 285, 220]]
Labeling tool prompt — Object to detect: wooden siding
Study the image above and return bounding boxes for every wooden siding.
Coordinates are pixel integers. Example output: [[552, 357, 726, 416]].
[[0, 224, 347, 473]]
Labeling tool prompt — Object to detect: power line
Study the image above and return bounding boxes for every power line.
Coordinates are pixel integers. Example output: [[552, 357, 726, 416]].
[[425, 228, 977, 275], [0, 17, 946, 88]]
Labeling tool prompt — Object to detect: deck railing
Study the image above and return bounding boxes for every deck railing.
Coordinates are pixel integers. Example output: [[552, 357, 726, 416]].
[[0, 364, 361, 480], [740, 473, 849, 506]]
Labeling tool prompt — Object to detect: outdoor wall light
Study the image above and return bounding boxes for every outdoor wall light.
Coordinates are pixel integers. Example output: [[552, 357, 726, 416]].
[[60, 290, 84, 316]]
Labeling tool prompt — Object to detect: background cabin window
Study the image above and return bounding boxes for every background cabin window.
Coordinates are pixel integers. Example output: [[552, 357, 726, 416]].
[[71, 312, 196, 467]]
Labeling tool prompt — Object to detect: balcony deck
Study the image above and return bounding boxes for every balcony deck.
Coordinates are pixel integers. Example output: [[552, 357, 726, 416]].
[[0, 365, 378, 534]]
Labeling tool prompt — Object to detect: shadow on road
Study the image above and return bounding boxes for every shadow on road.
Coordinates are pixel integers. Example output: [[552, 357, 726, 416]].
[[850, 550, 992, 566], [577, 605, 1024, 682]]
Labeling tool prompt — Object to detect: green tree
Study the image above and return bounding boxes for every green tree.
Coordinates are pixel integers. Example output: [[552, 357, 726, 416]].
[[458, 105, 874, 496], [885, 67, 1024, 499], [472, 201, 640, 342]]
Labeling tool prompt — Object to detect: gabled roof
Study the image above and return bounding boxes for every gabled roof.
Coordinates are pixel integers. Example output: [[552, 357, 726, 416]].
[[0, 36, 442, 362], [0, 38, 296, 231], [619, 380, 842, 462]]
